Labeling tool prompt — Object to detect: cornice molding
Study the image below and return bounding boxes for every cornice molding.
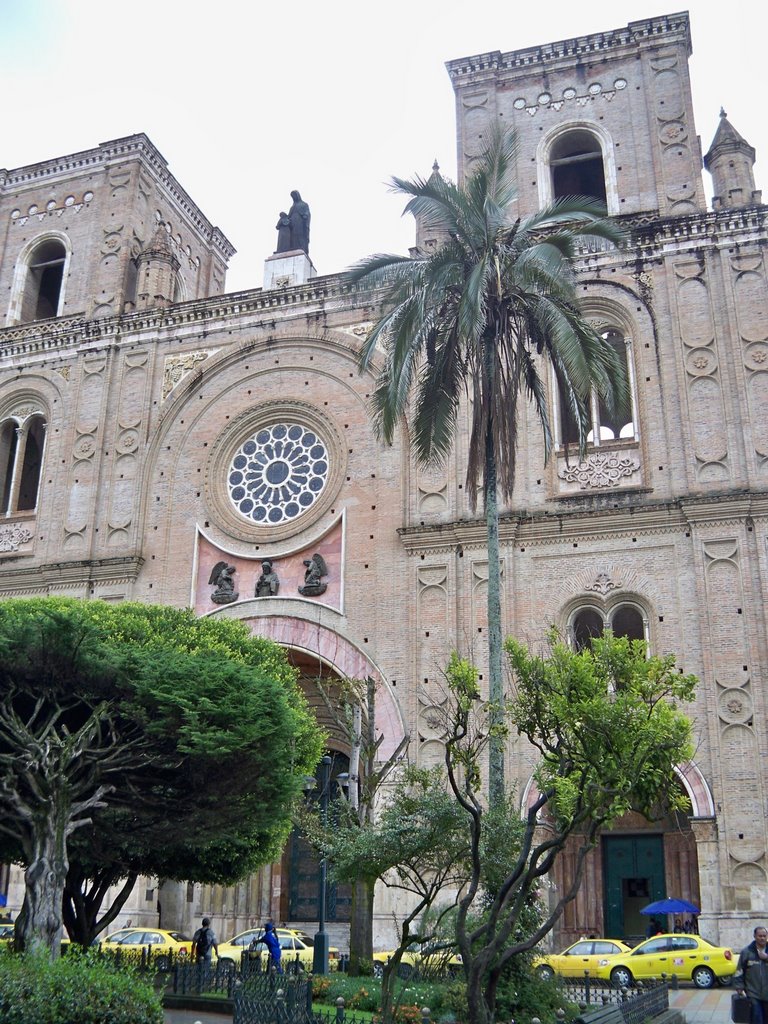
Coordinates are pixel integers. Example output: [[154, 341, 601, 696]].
[[397, 491, 767, 554], [0, 555, 144, 592]]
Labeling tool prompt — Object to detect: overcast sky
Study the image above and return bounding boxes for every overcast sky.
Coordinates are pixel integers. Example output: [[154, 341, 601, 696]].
[[3, 0, 765, 293]]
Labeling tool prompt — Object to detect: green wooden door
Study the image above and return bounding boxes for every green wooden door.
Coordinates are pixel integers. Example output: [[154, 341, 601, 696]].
[[603, 835, 665, 939]]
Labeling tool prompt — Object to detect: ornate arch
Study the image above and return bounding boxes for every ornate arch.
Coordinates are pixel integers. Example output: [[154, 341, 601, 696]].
[[206, 600, 407, 761]]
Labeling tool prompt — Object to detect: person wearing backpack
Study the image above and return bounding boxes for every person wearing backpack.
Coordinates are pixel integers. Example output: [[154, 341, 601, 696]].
[[192, 917, 219, 964]]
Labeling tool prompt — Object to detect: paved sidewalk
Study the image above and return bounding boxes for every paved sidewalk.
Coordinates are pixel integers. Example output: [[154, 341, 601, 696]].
[[164, 1009, 231, 1024], [669, 986, 734, 1024]]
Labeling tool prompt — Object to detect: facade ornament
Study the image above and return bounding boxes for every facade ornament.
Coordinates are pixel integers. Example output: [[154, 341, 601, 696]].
[[255, 559, 280, 597], [559, 451, 640, 489], [298, 553, 328, 596], [162, 351, 210, 400], [208, 561, 238, 604], [585, 572, 621, 596], [0, 525, 33, 552]]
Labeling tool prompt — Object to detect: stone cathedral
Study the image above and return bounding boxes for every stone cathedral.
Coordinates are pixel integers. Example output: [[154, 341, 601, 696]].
[[0, 11, 766, 951]]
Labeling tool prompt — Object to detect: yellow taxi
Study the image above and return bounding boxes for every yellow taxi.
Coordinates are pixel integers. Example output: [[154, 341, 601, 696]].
[[372, 942, 462, 980], [99, 927, 192, 969], [594, 933, 736, 989], [217, 927, 338, 971], [534, 938, 632, 980]]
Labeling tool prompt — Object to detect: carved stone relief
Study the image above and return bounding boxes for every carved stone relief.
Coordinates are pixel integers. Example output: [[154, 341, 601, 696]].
[[506, 78, 626, 118], [0, 525, 33, 552], [558, 451, 640, 489], [73, 433, 97, 461], [162, 351, 211, 400], [584, 571, 622, 596]]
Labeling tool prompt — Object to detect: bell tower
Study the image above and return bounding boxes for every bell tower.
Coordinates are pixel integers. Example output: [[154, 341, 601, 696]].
[[446, 13, 706, 220]]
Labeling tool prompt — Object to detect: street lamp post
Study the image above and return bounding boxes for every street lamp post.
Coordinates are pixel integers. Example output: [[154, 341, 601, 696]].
[[312, 754, 332, 975]]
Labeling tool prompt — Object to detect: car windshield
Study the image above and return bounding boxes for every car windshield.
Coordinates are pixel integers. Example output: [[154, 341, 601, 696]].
[[169, 932, 191, 942]]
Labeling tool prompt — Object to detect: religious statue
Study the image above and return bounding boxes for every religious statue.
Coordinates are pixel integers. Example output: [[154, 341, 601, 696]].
[[274, 191, 311, 255], [255, 559, 280, 598], [274, 212, 291, 254], [298, 552, 327, 597], [209, 561, 238, 604]]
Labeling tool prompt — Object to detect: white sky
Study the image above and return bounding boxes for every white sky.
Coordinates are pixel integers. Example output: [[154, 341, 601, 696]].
[[2, 0, 765, 293]]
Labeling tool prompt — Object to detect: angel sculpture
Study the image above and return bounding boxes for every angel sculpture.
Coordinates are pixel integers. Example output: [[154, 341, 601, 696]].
[[209, 561, 238, 604], [298, 553, 328, 597]]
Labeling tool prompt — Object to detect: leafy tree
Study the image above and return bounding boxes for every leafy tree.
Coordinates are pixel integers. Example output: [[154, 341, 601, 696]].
[[443, 633, 696, 1024], [310, 675, 409, 974], [0, 598, 323, 953], [317, 766, 470, 1024], [348, 127, 628, 802]]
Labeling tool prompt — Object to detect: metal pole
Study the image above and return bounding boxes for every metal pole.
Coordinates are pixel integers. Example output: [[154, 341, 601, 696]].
[[313, 754, 332, 975]]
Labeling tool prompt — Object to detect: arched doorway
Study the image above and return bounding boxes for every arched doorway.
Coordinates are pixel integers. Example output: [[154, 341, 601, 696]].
[[524, 763, 712, 946]]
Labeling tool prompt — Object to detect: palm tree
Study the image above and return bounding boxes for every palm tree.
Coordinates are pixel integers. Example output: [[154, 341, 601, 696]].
[[347, 127, 628, 804]]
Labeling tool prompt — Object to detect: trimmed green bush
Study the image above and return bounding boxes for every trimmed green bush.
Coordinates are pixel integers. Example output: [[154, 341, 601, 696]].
[[0, 948, 163, 1024]]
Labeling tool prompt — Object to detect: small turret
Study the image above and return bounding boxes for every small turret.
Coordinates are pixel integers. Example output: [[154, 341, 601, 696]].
[[134, 224, 181, 310], [704, 109, 762, 210], [411, 160, 451, 255]]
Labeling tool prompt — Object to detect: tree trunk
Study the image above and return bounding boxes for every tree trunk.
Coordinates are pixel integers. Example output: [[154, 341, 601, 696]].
[[63, 865, 138, 947], [347, 877, 374, 974], [484, 345, 504, 807], [17, 809, 69, 956]]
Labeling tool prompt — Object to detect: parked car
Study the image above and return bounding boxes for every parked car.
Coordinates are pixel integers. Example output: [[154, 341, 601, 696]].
[[372, 942, 462, 979], [99, 927, 192, 970], [594, 933, 736, 989], [217, 927, 338, 970], [534, 939, 632, 980]]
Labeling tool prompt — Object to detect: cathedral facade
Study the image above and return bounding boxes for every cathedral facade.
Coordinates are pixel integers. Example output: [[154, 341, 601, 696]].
[[0, 12, 766, 951]]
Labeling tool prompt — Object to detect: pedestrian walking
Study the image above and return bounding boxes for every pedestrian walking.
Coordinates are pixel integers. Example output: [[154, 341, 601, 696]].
[[191, 916, 219, 964], [737, 926, 768, 1024]]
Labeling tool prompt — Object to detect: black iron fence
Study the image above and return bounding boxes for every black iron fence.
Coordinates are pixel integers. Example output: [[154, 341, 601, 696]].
[[233, 973, 314, 1024]]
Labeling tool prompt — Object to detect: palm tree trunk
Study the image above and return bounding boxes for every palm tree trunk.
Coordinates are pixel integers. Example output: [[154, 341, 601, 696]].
[[484, 341, 505, 807]]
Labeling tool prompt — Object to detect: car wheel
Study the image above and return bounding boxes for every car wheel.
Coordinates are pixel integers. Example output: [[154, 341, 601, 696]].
[[610, 966, 633, 987], [718, 976, 734, 988], [692, 966, 716, 989], [373, 962, 384, 978], [397, 963, 413, 980], [536, 965, 556, 981]]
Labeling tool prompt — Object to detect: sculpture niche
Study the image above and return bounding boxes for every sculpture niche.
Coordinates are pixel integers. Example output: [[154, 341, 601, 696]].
[[209, 561, 238, 604], [255, 559, 280, 598], [298, 553, 328, 597], [274, 191, 311, 255]]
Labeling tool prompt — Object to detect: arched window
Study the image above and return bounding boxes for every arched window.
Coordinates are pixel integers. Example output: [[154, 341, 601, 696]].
[[550, 129, 607, 204], [558, 328, 637, 447], [571, 602, 647, 651], [20, 240, 67, 322], [7, 235, 70, 326], [0, 411, 47, 515]]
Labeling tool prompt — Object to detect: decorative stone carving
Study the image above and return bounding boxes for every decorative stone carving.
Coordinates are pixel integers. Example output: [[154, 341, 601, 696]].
[[209, 561, 238, 604], [558, 452, 640, 489], [73, 434, 97, 460], [115, 429, 139, 455], [585, 572, 622, 596], [0, 525, 33, 552], [298, 553, 328, 596], [718, 687, 753, 725], [255, 560, 280, 597], [162, 351, 210, 400]]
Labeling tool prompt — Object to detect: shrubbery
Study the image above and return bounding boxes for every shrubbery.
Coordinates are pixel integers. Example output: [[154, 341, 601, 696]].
[[0, 948, 163, 1024]]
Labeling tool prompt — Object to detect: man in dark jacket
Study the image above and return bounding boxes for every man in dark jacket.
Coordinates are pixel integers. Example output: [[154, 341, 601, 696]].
[[737, 926, 768, 1024]]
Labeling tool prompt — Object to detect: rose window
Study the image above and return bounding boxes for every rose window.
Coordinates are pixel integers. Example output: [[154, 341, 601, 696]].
[[227, 423, 329, 525]]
